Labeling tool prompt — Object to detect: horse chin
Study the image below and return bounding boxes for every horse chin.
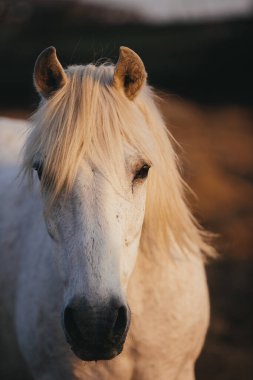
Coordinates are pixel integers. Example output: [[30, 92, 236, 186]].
[[71, 343, 124, 362]]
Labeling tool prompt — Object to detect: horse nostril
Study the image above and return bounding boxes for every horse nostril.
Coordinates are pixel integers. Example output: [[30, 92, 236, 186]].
[[63, 306, 80, 344], [112, 305, 128, 339]]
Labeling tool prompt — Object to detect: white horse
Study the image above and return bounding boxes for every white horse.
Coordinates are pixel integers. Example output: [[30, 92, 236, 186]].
[[0, 46, 214, 380]]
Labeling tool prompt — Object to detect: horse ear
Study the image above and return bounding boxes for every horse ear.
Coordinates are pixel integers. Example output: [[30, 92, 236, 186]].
[[113, 46, 147, 100], [34, 46, 67, 98]]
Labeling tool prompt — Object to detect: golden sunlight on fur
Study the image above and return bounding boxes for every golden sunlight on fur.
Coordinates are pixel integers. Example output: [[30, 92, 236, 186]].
[[0, 46, 216, 380], [22, 49, 215, 259]]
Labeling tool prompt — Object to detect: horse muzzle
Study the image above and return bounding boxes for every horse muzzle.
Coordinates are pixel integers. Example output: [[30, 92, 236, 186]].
[[62, 297, 130, 361]]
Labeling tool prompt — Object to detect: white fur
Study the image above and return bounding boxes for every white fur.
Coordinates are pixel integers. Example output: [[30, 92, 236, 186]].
[[0, 112, 210, 379]]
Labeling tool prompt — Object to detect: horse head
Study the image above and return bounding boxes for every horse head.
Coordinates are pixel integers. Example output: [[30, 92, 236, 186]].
[[30, 46, 150, 361]]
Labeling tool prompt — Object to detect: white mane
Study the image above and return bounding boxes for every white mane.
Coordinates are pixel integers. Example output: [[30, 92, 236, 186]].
[[22, 63, 215, 258]]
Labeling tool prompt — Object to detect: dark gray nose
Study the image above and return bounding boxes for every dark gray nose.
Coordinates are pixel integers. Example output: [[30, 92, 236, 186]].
[[63, 297, 130, 361]]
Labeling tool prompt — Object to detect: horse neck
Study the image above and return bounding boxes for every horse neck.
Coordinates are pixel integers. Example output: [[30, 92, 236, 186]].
[[128, 242, 204, 313]]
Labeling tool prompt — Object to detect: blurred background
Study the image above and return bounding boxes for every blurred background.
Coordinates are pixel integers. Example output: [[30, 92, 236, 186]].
[[0, 0, 253, 378]]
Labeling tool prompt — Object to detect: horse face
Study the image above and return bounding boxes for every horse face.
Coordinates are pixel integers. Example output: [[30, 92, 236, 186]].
[[39, 149, 150, 361], [30, 45, 149, 362]]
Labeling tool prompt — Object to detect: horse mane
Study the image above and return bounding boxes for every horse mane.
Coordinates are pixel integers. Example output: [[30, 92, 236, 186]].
[[22, 63, 215, 259]]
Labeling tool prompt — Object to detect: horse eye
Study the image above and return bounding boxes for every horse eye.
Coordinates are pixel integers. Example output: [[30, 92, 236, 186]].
[[133, 164, 150, 181], [32, 161, 43, 180]]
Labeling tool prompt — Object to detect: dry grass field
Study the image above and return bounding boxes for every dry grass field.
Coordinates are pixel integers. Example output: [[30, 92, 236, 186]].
[[160, 96, 253, 259]]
